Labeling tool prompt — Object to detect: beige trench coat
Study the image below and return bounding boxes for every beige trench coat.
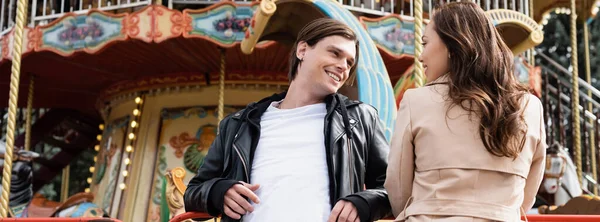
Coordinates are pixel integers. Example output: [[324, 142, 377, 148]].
[[384, 75, 547, 222]]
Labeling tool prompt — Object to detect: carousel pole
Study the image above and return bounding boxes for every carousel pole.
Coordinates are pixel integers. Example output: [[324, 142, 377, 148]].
[[61, 165, 70, 202], [218, 48, 226, 124], [413, 0, 425, 87], [0, 0, 29, 216], [582, 0, 597, 195], [569, 0, 583, 187], [528, 0, 534, 67], [25, 76, 34, 151]]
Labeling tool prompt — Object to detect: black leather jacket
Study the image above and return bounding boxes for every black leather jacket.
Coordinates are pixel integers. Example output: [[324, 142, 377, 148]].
[[184, 92, 391, 222]]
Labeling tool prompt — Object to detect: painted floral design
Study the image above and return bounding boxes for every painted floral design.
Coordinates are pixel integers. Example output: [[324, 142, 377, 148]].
[[213, 11, 251, 34], [385, 24, 415, 51], [58, 18, 104, 43]]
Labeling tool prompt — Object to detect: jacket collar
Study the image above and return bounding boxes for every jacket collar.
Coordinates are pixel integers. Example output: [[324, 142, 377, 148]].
[[231, 91, 361, 121], [425, 73, 450, 86]]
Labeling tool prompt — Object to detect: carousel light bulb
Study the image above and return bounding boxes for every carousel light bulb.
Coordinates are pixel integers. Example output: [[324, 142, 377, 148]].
[[128, 133, 135, 140], [85, 188, 90, 193], [94, 145, 100, 151], [126, 145, 133, 153], [124, 158, 131, 165], [99, 124, 104, 130], [89, 166, 95, 173], [87, 178, 92, 184], [122, 171, 128, 177], [133, 109, 140, 116], [93, 156, 97, 162], [131, 121, 137, 128], [119, 183, 126, 190], [135, 97, 142, 104], [96, 135, 102, 141]]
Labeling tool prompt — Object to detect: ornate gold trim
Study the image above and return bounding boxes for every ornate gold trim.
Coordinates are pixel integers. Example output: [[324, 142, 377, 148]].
[[170, 167, 186, 195], [486, 9, 544, 55]]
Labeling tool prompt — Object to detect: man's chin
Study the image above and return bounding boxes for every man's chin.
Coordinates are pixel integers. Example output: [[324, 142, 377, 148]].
[[314, 89, 337, 98]]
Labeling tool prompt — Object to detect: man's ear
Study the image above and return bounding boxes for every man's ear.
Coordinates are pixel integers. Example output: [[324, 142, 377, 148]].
[[296, 41, 308, 60]]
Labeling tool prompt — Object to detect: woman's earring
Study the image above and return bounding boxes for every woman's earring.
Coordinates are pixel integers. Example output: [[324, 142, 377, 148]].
[[448, 54, 451, 59]]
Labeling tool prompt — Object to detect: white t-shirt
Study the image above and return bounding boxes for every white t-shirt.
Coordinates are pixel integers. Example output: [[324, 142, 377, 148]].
[[243, 101, 331, 222]]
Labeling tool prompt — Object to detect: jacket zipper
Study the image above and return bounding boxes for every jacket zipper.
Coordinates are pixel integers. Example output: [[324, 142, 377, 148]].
[[347, 136, 353, 191], [233, 143, 249, 182]]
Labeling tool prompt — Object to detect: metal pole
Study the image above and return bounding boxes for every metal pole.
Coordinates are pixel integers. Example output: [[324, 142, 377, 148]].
[[218, 48, 226, 124], [528, 0, 534, 66], [413, 0, 425, 87], [0, 0, 28, 216], [25, 76, 33, 151], [61, 165, 70, 202], [582, 0, 597, 195], [7, 0, 14, 27], [570, 0, 583, 186]]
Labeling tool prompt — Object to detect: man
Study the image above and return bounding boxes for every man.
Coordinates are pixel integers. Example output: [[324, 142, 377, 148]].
[[184, 18, 391, 222]]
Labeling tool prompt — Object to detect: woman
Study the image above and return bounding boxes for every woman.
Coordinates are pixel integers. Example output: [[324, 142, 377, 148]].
[[384, 2, 546, 222]]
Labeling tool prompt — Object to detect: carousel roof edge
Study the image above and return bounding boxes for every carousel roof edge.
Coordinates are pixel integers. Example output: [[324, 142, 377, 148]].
[[94, 72, 290, 111], [0, 2, 278, 62]]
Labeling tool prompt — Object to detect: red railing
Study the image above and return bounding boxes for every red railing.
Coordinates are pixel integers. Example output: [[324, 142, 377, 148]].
[[169, 212, 213, 222], [524, 215, 600, 221], [0, 219, 123, 222], [169, 212, 600, 222]]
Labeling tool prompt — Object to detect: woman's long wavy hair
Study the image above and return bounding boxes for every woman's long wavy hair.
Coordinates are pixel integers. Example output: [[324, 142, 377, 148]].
[[432, 2, 529, 159]]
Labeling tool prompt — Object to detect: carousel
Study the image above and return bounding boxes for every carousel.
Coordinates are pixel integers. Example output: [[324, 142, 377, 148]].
[[0, 0, 598, 221]]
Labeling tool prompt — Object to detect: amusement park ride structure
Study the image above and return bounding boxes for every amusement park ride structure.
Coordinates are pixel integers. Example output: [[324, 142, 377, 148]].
[[0, 0, 599, 221]]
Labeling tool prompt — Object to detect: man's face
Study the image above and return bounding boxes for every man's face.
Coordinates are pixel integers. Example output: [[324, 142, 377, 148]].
[[295, 35, 356, 96]]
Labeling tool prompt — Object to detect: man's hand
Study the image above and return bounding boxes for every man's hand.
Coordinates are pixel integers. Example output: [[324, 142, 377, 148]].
[[223, 182, 260, 219], [328, 200, 359, 222]]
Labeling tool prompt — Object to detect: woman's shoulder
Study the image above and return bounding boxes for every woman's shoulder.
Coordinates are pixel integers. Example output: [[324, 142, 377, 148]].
[[521, 93, 543, 111], [403, 84, 449, 106]]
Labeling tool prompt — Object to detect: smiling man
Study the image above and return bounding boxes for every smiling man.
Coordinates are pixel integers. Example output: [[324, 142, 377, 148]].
[[184, 18, 391, 222]]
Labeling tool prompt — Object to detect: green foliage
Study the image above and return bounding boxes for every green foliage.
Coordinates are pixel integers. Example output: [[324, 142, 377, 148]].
[[537, 12, 600, 89]]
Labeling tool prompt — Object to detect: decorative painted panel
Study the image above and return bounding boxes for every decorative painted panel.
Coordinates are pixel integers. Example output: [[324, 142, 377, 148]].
[[184, 3, 258, 46], [393, 66, 417, 108], [91, 116, 130, 216], [127, 5, 191, 43], [37, 11, 127, 56], [1, 27, 36, 60], [146, 105, 242, 222], [361, 15, 417, 57]]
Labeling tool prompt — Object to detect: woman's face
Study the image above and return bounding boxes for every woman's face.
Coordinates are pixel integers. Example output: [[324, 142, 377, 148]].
[[419, 21, 450, 82]]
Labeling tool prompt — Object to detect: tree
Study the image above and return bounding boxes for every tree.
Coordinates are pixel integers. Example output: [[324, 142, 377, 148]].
[[537, 12, 600, 89]]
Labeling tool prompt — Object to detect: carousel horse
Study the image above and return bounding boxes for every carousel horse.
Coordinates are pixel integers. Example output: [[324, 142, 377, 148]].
[[537, 143, 587, 213], [0, 142, 107, 218]]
